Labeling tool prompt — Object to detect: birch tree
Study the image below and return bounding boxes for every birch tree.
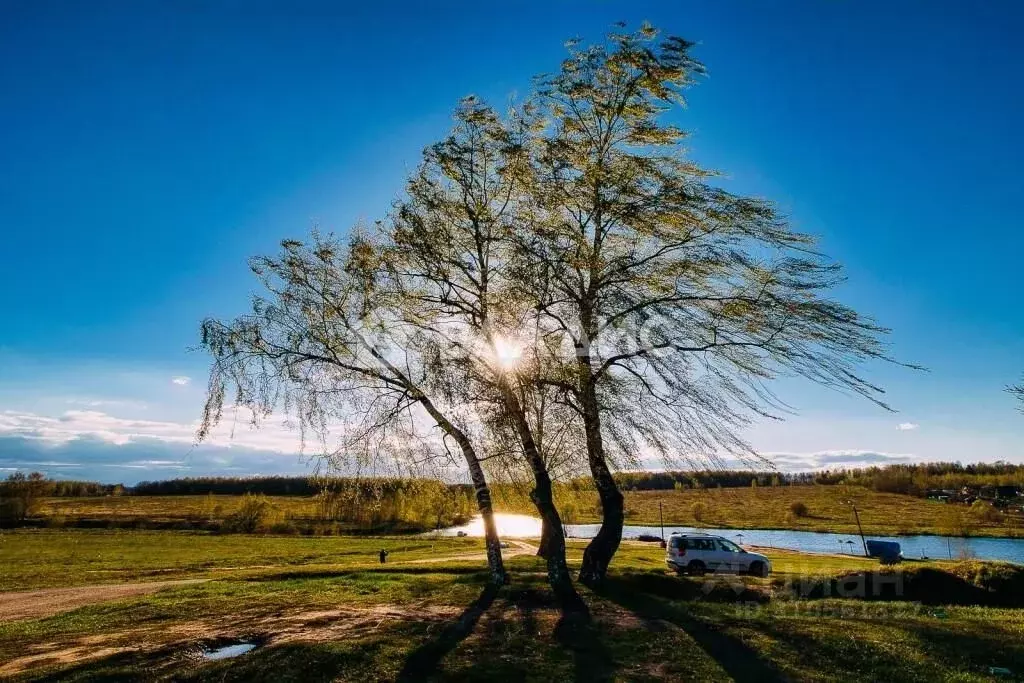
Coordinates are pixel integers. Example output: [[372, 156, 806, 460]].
[[523, 25, 909, 586], [198, 233, 508, 585], [384, 98, 581, 603]]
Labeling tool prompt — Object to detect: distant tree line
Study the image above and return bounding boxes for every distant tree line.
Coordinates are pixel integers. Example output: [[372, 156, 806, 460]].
[[11, 462, 1023, 504], [1, 472, 123, 525], [613, 470, 793, 490], [831, 462, 1024, 496], [134, 476, 328, 497]]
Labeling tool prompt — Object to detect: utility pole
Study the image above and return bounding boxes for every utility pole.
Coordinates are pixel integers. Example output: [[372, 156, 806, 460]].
[[850, 501, 869, 556]]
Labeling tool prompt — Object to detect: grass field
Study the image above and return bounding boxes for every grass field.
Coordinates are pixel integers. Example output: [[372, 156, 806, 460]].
[[0, 530, 484, 591], [1, 529, 1023, 681], [615, 485, 1021, 537], [34, 484, 1023, 538]]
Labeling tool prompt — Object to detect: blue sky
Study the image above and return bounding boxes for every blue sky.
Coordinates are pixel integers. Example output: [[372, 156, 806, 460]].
[[1, 1, 1022, 482]]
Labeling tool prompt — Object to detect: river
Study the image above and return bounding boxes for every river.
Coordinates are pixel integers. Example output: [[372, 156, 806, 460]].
[[437, 513, 1024, 564]]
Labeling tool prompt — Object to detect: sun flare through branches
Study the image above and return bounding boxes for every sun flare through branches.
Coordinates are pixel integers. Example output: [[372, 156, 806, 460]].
[[491, 335, 523, 372]]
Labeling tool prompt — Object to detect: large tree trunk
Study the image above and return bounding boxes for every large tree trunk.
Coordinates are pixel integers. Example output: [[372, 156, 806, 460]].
[[419, 397, 507, 587], [536, 518, 555, 558], [577, 375, 625, 588], [499, 384, 579, 605], [467, 454, 508, 586]]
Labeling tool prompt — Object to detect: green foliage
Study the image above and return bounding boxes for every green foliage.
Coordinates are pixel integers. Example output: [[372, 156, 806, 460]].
[[222, 493, 274, 533], [315, 479, 472, 531], [970, 500, 1002, 523], [0, 472, 49, 525]]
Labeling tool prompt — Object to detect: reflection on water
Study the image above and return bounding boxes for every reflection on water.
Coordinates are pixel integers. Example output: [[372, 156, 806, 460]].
[[435, 515, 1024, 564], [203, 642, 258, 660], [441, 513, 543, 538]]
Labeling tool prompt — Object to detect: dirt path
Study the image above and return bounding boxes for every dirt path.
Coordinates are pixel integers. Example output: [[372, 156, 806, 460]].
[[0, 580, 208, 622], [405, 539, 538, 564], [0, 602, 463, 677], [0, 541, 539, 623]]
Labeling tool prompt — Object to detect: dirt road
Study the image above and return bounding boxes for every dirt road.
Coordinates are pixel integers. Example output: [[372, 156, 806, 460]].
[[0, 540, 540, 622], [0, 580, 208, 622]]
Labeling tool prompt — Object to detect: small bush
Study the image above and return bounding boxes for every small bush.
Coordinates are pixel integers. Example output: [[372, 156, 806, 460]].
[[223, 493, 272, 533], [790, 501, 809, 518], [692, 502, 708, 522], [0, 498, 26, 527], [268, 521, 299, 535], [970, 500, 1002, 523]]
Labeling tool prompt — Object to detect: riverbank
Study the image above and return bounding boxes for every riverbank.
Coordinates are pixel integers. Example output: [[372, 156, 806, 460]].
[[27, 485, 1024, 540], [563, 486, 1024, 538]]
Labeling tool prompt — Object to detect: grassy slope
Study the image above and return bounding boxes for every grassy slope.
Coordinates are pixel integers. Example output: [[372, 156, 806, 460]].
[[615, 485, 1021, 537], [2, 530, 1023, 682]]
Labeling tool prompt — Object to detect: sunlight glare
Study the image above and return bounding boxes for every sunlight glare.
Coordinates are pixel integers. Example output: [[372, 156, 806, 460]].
[[455, 513, 543, 537], [492, 335, 523, 371]]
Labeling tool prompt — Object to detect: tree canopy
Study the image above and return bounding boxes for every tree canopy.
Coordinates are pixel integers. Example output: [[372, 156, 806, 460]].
[[197, 23, 906, 600]]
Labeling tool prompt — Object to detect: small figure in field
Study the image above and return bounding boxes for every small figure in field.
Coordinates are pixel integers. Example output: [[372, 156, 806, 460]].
[[379, 549, 389, 564]]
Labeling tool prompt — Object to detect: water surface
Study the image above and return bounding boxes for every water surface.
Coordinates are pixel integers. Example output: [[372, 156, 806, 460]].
[[437, 514, 1024, 564], [203, 642, 258, 661]]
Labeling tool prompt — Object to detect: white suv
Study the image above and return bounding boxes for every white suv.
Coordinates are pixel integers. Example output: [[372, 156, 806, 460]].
[[666, 533, 771, 577]]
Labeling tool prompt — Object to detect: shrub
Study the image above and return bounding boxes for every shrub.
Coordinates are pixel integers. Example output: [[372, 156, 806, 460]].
[[970, 500, 1002, 523], [268, 521, 299, 535], [790, 501, 809, 518], [223, 493, 272, 533], [0, 498, 26, 527], [0, 472, 49, 525], [692, 502, 708, 522]]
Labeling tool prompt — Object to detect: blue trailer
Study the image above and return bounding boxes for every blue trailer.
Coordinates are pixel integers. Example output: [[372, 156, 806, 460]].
[[865, 540, 903, 564]]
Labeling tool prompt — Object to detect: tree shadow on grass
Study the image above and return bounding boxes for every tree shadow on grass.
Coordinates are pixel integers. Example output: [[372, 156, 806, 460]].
[[597, 572, 785, 683], [395, 583, 500, 682], [553, 602, 616, 683]]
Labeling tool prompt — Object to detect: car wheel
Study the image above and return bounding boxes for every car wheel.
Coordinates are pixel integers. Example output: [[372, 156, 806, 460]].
[[748, 560, 767, 577], [687, 560, 707, 576]]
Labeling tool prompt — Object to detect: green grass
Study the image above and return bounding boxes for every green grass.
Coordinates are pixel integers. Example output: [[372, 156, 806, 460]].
[[0, 529, 483, 590], [2, 530, 1023, 681]]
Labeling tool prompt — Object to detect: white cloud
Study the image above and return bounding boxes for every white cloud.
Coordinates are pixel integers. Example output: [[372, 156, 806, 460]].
[[66, 398, 148, 410], [896, 422, 920, 431], [760, 449, 917, 471], [171, 376, 191, 386], [0, 407, 303, 453]]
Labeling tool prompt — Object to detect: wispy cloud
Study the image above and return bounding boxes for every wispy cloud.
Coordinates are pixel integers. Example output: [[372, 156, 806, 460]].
[[65, 398, 148, 410], [0, 435, 315, 483], [761, 449, 918, 471], [0, 407, 303, 453], [171, 376, 191, 386], [896, 422, 920, 431]]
